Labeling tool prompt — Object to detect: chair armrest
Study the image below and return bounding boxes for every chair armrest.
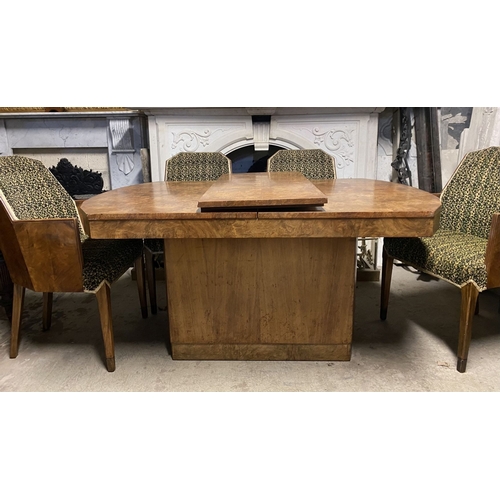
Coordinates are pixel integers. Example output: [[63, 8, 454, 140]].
[[14, 218, 84, 292], [485, 213, 500, 288]]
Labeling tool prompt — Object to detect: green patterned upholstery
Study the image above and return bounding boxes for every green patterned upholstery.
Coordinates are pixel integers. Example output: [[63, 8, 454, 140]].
[[165, 152, 231, 182], [267, 149, 336, 180], [384, 146, 500, 291], [0, 155, 143, 293]]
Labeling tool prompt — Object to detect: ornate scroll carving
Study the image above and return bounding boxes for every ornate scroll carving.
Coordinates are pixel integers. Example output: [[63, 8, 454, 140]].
[[171, 128, 222, 152], [311, 127, 355, 170]]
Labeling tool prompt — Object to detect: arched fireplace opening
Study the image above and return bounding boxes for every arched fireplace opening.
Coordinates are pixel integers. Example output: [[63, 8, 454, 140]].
[[227, 145, 285, 173]]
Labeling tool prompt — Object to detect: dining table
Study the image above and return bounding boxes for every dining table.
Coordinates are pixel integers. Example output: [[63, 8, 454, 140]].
[[80, 171, 441, 362]]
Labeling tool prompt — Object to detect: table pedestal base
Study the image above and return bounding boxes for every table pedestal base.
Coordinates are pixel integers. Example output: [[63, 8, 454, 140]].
[[165, 237, 357, 361]]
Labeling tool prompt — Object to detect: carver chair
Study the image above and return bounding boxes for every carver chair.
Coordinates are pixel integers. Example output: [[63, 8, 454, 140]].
[[144, 151, 232, 313], [0, 155, 148, 372], [267, 148, 336, 180], [380, 146, 500, 373]]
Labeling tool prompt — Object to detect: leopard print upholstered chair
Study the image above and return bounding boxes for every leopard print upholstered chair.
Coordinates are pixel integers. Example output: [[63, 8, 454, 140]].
[[267, 148, 336, 180], [381, 146, 500, 373], [0, 156, 148, 372], [144, 152, 232, 314]]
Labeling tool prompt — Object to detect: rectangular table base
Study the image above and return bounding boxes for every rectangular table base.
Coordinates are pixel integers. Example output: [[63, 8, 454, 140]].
[[171, 343, 352, 361], [165, 237, 357, 361]]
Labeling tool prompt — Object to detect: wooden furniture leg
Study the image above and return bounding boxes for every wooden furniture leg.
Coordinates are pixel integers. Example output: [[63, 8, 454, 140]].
[[42, 292, 53, 331], [144, 248, 157, 315], [134, 255, 148, 319], [380, 246, 394, 321], [10, 283, 25, 358], [96, 283, 115, 372], [457, 283, 480, 373]]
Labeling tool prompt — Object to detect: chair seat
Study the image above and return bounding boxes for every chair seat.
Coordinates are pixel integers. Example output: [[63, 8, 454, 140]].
[[82, 239, 143, 292], [144, 238, 163, 254], [384, 229, 488, 290]]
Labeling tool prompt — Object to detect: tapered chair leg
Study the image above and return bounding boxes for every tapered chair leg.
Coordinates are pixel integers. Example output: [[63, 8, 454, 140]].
[[457, 283, 480, 373], [145, 248, 158, 315], [42, 292, 53, 331], [95, 283, 115, 372], [10, 283, 25, 358], [380, 246, 394, 321], [134, 255, 148, 319]]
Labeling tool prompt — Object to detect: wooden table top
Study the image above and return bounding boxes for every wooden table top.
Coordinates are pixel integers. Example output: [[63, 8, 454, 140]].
[[197, 172, 328, 210], [80, 177, 441, 239]]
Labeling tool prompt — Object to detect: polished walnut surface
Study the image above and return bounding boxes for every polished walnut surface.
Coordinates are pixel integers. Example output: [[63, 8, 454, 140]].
[[81, 178, 441, 240], [197, 172, 328, 210], [82, 178, 440, 220]]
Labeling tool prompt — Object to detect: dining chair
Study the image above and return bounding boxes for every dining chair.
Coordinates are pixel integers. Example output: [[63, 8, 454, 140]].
[[144, 151, 232, 314], [0, 155, 148, 372], [267, 148, 336, 180], [380, 146, 500, 373]]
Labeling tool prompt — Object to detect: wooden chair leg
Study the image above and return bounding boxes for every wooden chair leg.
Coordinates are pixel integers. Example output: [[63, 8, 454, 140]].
[[95, 283, 115, 372], [134, 255, 148, 319], [380, 246, 394, 320], [42, 292, 53, 331], [10, 283, 25, 358], [145, 248, 158, 315], [457, 283, 480, 373]]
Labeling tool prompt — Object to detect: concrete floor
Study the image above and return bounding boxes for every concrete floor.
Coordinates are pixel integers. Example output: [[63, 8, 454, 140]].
[[1, 264, 499, 391]]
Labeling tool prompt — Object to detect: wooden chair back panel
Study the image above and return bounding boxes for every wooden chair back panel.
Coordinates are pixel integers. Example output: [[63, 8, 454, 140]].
[[14, 218, 84, 292], [0, 197, 34, 290], [0, 197, 84, 292]]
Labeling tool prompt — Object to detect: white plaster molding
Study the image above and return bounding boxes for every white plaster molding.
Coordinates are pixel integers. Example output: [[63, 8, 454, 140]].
[[462, 107, 500, 157], [149, 115, 253, 181], [147, 108, 382, 181], [270, 113, 380, 178], [253, 122, 270, 151]]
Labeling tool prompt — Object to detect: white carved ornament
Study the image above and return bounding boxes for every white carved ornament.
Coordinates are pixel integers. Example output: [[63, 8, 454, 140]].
[[310, 126, 355, 170], [171, 128, 223, 152]]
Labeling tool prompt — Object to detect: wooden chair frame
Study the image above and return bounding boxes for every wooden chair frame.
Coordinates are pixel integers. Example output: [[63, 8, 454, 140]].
[[0, 196, 147, 372]]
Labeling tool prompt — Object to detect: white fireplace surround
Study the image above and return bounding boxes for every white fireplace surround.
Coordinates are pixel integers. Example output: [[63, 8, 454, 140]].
[[142, 107, 385, 182]]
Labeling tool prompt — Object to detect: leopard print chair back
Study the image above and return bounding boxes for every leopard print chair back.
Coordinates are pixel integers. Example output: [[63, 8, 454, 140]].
[[0, 155, 87, 242], [440, 146, 500, 239], [267, 149, 336, 180], [165, 152, 232, 182]]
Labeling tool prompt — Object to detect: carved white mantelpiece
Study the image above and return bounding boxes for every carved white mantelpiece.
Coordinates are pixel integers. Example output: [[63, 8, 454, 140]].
[[143, 108, 385, 181]]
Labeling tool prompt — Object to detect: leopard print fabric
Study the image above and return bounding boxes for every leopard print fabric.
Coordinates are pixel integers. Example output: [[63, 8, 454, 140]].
[[165, 152, 231, 182], [82, 238, 143, 292], [0, 155, 88, 242], [267, 149, 336, 180], [384, 147, 500, 291], [440, 146, 500, 239], [0, 155, 143, 292]]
